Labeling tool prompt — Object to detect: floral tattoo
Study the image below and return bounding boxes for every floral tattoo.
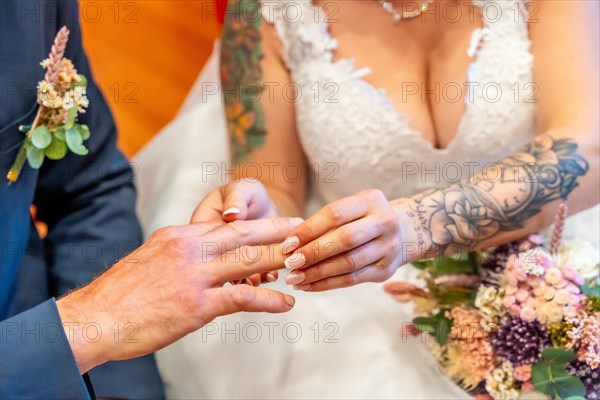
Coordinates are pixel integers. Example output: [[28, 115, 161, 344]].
[[408, 135, 589, 252], [220, 0, 267, 162]]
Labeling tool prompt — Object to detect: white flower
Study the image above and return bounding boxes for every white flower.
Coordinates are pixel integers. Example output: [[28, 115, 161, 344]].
[[62, 86, 89, 111], [485, 361, 519, 400], [558, 240, 600, 280]]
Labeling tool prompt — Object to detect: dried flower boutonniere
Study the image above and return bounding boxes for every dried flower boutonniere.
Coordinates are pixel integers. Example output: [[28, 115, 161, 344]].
[[7, 26, 91, 183]]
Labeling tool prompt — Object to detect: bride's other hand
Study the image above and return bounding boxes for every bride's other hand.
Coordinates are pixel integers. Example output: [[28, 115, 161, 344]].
[[281, 189, 404, 291], [191, 179, 282, 285], [191, 179, 279, 224]]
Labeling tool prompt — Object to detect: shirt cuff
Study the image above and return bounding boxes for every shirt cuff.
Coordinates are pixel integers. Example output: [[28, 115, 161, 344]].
[[0, 298, 92, 399]]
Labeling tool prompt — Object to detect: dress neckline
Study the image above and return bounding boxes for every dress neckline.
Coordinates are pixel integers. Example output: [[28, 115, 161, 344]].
[[313, 0, 487, 153]]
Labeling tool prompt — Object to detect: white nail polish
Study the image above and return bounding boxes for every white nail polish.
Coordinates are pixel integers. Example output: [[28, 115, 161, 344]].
[[285, 271, 305, 285], [293, 283, 311, 291], [284, 252, 306, 270], [266, 273, 277, 282], [223, 207, 241, 216], [281, 236, 300, 255]]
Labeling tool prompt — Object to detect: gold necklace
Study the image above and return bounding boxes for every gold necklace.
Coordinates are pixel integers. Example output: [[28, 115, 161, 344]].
[[377, 0, 432, 23]]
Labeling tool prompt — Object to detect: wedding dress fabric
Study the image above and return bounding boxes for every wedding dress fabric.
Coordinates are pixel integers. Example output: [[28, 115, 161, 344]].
[[135, 1, 598, 398]]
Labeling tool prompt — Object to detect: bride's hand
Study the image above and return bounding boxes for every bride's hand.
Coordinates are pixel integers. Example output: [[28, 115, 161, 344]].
[[191, 180, 281, 285], [191, 180, 279, 224], [281, 189, 405, 291]]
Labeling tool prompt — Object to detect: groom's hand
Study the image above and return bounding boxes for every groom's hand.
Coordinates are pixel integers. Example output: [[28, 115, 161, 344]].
[[56, 217, 301, 374]]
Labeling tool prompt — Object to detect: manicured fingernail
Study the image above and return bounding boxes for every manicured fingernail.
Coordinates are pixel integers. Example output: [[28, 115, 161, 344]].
[[266, 273, 277, 282], [293, 283, 311, 291], [290, 217, 304, 228], [281, 236, 300, 254], [244, 278, 254, 286], [223, 207, 241, 216], [284, 252, 306, 270], [285, 271, 305, 285], [284, 295, 296, 307]]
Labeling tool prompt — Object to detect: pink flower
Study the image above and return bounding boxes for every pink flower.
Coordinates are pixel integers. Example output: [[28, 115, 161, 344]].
[[532, 282, 547, 297], [541, 302, 564, 324], [526, 275, 542, 286], [521, 381, 535, 392], [505, 284, 518, 295], [543, 287, 556, 300], [503, 295, 516, 307], [513, 364, 532, 381], [553, 289, 571, 305], [545, 268, 562, 285], [508, 304, 522, 316], [520, 306, 537, 323], [565, 283, 581, 294], [561, 265, 585, 285], [516, 288, 530, 302]]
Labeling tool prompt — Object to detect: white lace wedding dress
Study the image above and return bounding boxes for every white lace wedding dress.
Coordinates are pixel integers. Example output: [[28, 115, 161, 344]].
[[134, 1, 599, 398]]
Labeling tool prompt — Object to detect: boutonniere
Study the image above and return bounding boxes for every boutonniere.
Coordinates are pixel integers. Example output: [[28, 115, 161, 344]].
[[7, 26, 91, 184]]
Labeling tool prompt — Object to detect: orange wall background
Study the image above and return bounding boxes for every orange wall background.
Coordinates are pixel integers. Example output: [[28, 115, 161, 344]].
[[80, 1, 220, 157]]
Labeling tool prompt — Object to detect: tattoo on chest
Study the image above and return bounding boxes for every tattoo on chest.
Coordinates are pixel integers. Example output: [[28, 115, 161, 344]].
[[409, 134, 588, 251]]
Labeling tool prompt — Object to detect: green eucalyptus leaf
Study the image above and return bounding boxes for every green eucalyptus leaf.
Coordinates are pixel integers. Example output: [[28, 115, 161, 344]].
[[26, 145, 44, 169], [435, 256, 477, 276], [44, 138, 68, 160], [552, 375, 586, 399], [31, 126, 52, 149], [72, 74, 88, 87], [565, 396, 587, 400], [65, 107, 78, 129], [413, 310, 451, 346], [541, 348, 577, 364], [54, 128, 66, 141], [532, 362, 551, 393], [77, 124, 90, 140], [412, 260, 432, 270], [580, 282, 599, 297], [533, 358, 586, 399], [65, 128, 89, 156]]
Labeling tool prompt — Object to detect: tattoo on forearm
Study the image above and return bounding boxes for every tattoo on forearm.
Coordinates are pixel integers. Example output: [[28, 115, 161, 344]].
[[408, 135, 589, 250], [220, 0, 266, 162]]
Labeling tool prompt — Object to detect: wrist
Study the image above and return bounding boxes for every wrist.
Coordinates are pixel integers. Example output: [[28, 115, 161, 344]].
[[56, 289, 108, 374], [391, 198, 431, 264]]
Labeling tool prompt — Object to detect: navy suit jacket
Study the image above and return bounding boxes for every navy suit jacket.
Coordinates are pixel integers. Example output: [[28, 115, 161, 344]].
[[0, 1, 164, 398]]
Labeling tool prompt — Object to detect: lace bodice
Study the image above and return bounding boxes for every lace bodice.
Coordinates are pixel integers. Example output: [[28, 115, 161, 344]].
[[263, 0, 538, 211]]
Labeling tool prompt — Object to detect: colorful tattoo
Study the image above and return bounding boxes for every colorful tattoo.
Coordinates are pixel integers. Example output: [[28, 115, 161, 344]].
[[220, 0, 267, 162], [407, 135, 589, 251]]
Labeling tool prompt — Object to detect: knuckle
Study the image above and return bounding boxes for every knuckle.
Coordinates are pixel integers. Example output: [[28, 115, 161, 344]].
[[345, 251, 362, 271], [362, 188, 386, 202], [338, 228, 356, 248], [230, 285, 255, 309], [167, 237, 193, 256], [388, 239, 401, 255], [345, 271, 359, 286], [228, 220, 250, 241], [154, 225, 179, 241], [325, 203, 344, 225], [380, 212, 400, 233]]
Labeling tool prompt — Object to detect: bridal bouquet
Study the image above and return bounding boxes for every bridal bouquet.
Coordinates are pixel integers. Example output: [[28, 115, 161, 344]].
[[385, 205, 599, 400]]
